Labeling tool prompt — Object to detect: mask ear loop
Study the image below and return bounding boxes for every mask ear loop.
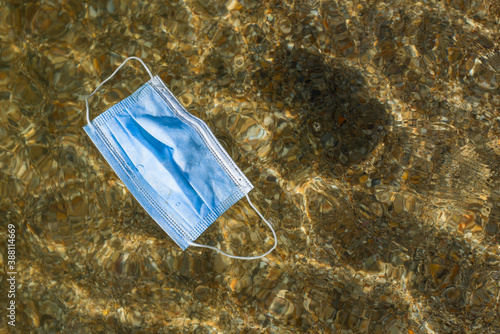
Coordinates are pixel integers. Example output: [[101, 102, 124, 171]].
[[85, 56, 154, 125], [188, 194, 278, 260]]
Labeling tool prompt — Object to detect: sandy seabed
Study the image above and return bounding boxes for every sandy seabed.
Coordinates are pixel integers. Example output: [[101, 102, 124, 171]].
[[0, 0, 499, 333]]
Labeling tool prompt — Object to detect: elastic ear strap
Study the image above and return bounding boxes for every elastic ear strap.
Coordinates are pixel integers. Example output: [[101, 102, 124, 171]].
[[188, 194, 278, 260], [85, 56, 154, 125]]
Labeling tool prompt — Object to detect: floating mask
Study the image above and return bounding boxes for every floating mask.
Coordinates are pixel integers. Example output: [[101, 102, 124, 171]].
[[84, 57, 277, 260]]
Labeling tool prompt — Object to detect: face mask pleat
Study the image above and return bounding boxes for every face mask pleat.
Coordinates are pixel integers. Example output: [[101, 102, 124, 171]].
[[87, 121, 195, 249]]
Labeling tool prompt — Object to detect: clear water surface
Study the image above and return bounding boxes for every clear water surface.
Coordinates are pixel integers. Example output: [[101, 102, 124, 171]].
[[0, 0, 499, 333]]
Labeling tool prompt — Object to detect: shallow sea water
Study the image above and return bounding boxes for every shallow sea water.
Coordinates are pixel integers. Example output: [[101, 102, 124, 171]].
[[0, 0, 499, 333]]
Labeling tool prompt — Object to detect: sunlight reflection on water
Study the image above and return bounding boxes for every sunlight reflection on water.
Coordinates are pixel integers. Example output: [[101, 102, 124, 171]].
[[0, 0, 500, 333]]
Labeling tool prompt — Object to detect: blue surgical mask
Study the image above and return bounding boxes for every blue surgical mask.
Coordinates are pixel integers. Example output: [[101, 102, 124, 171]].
[[83, 57, 277, 260]]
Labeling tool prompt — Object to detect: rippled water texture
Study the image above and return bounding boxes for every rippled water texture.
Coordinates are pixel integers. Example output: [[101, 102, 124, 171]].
[[1, 0, 500, 333]]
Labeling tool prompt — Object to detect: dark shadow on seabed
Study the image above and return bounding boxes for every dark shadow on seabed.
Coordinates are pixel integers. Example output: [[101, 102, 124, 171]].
[[249, 41, 500, 331], [232, 43, 499, 333], [202, 4, 500, 331]]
